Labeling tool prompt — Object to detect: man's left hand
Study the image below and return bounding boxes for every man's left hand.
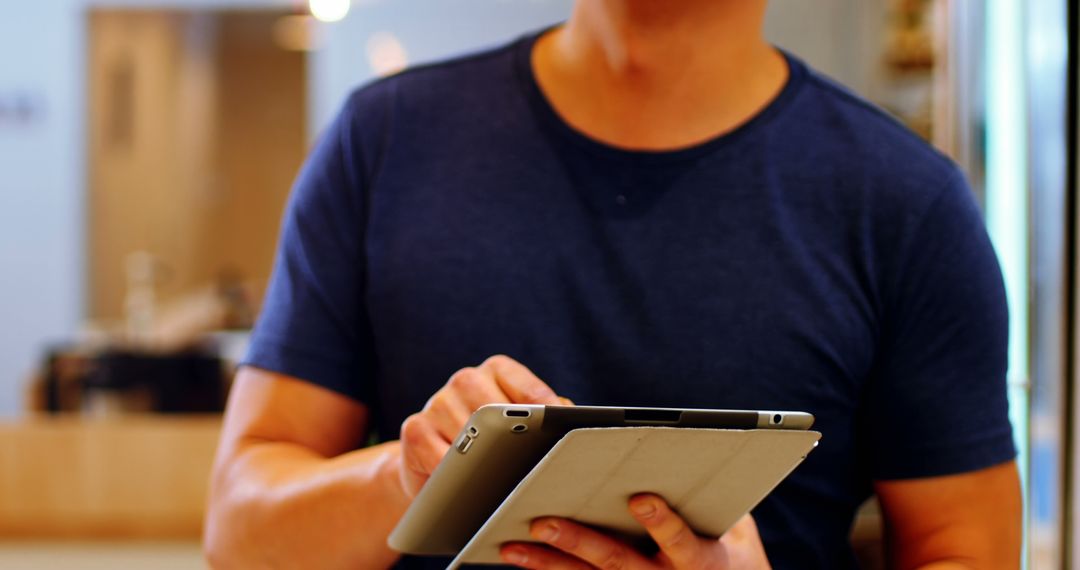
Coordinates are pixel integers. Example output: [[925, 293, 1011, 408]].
[[500, 493, 772, 569]]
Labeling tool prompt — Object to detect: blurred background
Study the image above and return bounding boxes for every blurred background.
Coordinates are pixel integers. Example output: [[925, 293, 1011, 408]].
[[0, 0, 1075, 567]]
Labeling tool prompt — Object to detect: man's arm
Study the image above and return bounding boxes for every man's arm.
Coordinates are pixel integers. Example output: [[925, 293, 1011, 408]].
[[204, 355, 566, 568], [203, 367, 410, 569], [874, 460, 1022, 570]]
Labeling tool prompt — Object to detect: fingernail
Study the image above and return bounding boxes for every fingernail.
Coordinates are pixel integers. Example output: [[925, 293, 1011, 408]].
[[630, 500, 656, 518], [536, 521, 560, 542], [502, 547, 529, 565]]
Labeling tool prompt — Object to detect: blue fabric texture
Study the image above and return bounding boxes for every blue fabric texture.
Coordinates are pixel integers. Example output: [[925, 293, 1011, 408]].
[[244, 31, 1015, 569]]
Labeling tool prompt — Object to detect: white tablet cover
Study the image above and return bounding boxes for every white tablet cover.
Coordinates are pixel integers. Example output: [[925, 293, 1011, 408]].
[[449, 426, 821, 567]]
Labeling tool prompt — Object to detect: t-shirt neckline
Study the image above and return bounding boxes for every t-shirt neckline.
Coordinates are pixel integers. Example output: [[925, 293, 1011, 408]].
[[513, 26, 807, 165]]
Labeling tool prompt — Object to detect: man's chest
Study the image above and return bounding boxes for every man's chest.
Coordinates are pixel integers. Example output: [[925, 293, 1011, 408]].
[[360, 156, 881, 418]]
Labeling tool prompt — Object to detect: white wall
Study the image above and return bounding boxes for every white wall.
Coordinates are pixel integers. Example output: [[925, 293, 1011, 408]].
[[765, 0, 887, 99], [0, 0, 85, 415]]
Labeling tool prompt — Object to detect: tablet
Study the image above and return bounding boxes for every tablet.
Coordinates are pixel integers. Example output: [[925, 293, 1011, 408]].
[[449, 426, 821, 567], [388, 404, 814, 555]]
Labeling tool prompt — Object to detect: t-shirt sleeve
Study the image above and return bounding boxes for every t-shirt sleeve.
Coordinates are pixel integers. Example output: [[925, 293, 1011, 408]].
[[241, 97, 375, 403], [869, 168, 1016, 480]]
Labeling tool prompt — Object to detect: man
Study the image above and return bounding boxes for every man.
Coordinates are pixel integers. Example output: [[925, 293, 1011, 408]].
[[204, 1, 1022, 568]]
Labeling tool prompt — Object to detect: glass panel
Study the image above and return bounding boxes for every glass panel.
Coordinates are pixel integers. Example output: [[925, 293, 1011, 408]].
[[985, 0, 1070, 566], [983, 0, 1031, 562], [1025, 0, 1070, 567]]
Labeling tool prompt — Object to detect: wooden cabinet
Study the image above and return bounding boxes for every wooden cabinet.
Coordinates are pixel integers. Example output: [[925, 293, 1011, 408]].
[[0, 416, 220, 539]]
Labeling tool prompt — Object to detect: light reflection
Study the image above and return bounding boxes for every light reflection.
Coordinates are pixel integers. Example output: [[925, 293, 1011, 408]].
[[366, 32, 409, 77], [309, 0, 350, 23]]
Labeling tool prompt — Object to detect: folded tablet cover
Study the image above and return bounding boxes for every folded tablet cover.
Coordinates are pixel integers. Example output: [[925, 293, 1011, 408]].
[[450, 427, 820, 567]]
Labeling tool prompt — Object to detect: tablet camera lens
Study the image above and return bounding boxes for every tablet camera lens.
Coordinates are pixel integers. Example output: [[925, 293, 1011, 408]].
[[511, 424, 528, 433], [772, 414, 783, 425]]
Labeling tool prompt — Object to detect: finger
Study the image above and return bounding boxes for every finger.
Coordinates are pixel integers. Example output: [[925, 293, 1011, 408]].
[[446, 366, 515, 411], [457, 370, 519, 412], [423, 390, 474, 442], [399, 415, 451, 497], [628, 494, 707, 568], [500, 543, 592, 570], [718, 514, 769, 567], [530, 517, 651, 570], [723, 513, 759, 542], [482, 355, 562, 404]]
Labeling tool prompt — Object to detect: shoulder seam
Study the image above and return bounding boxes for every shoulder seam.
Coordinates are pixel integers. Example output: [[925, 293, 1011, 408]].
[[884, 164, 969, 309], [802, 72, 955, 171]]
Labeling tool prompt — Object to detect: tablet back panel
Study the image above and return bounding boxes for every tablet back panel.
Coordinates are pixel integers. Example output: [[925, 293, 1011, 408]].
[[389, 405, 814, 555], [450, 426, 821, 567]]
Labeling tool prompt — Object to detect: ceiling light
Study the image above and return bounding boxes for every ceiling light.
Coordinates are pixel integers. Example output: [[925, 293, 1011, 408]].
[[309, 0, 350, 23]]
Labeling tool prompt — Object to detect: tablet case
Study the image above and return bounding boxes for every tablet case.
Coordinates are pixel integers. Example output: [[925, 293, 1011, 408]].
[[449, 426, 821, 567]]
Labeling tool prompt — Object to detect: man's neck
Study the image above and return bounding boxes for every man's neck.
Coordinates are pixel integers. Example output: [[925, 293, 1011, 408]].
[[533, 0, 787, 150], [563, 0, 771, 81]]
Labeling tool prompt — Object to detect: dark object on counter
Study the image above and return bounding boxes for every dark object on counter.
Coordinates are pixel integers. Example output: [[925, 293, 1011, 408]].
[[32, 347, 228, 414], [35, 344, 93, 413], [84, 350, 227, 414]]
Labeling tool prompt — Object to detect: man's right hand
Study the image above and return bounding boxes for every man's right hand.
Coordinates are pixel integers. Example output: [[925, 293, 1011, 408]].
[[398, 355, 567, 498]]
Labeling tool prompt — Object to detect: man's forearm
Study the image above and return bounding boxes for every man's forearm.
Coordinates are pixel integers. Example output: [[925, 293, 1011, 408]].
[[204, 439, 409, 569]]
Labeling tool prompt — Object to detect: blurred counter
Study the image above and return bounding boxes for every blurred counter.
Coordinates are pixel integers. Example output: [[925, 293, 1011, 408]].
[[0, 416, 220, 539]]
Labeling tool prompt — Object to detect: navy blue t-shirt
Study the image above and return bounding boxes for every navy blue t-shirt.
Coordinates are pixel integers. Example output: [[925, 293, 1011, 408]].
[[244, 31, 1015, 569]]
